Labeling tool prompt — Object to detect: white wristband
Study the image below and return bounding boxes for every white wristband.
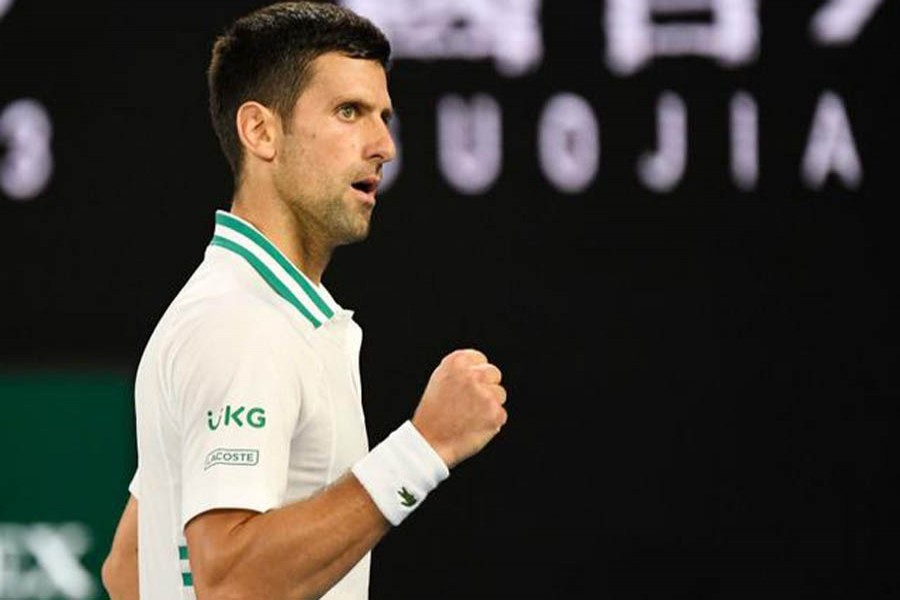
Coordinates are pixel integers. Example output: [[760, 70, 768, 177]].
[[351, 420, 450, 526]]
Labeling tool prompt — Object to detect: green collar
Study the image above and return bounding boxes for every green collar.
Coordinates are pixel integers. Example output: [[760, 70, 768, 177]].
[[209, 210, 337, 329]]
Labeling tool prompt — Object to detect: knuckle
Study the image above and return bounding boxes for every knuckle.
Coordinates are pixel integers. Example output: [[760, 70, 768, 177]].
[[495, 386, 507, 404], [456, 348, 487, 365], [495, 406, 508, 427]]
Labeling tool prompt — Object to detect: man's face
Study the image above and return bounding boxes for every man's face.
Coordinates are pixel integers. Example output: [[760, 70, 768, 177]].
[[273, 52, 396, 247]]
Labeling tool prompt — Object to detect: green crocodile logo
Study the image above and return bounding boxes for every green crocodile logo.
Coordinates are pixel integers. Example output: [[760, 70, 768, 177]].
[[397, 486, 418, 507]]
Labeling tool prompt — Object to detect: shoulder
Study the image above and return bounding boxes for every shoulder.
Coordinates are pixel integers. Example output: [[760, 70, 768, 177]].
[[165, 248, 304, 341], [179, 293, 313, 366], [153, 254, 316, 368], [158, 291, 319, 407]]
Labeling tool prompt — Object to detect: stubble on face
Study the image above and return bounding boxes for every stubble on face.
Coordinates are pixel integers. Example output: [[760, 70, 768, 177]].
[[276, 136, 373, 249], [272, 54, 391, 252]]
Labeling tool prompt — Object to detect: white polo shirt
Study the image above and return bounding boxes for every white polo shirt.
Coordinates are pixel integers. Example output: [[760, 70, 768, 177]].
[[130, 210, 370, 599]]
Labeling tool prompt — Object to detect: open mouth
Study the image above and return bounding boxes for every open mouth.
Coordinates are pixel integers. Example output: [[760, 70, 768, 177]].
[[351, 177, 379, 195]]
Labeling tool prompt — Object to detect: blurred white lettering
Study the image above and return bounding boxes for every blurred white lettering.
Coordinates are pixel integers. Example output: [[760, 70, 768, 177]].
[[339, 0, 543, 76], [801, 91, 862, 190], [0, 523, 96, 599], [638, 91, 687, 193], [538, 93, 600, 193], [605, 0, 760, 76], [330, 2, 865, 197], [810, 0, 883, 45], [1, 99, 54, 201], [438, 94, 502, 195], [0, 0, 14, 20], [730, 91, 758, 191]]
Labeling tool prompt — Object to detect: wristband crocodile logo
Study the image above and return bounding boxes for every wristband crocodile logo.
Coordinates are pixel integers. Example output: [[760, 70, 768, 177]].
[[397, 487, 418, 507]]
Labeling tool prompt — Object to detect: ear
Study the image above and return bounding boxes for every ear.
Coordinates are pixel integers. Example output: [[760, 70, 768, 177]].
[[235, 101, 279, 162]]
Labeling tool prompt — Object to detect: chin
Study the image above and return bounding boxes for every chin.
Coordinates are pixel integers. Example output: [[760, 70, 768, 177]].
[[338, 224, 370, 246], [354, 227, 371, 243]]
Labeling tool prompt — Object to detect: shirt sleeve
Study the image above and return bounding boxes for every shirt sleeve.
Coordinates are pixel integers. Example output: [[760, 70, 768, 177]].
[[170, 301, 310, 529]]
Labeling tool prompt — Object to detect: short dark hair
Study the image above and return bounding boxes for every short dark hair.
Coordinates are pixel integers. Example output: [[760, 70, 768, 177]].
[[207, 1, 391, 182]]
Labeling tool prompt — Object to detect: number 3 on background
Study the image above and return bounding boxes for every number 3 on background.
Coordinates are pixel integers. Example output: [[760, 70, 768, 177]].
[[0, 99, 54, 201]]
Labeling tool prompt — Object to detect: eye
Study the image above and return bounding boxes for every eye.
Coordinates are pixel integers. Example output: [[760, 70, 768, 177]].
[[338, 104, 358, 120]]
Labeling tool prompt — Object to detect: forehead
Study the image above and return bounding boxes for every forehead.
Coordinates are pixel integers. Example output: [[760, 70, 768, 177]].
[[299, 52, 391, 107]]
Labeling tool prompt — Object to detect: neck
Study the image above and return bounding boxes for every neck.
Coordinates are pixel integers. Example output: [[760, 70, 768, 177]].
[[230, 187, 332, 286]]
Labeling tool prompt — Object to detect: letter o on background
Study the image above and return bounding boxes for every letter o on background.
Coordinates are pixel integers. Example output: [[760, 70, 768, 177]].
[[538, 93, 599, 194]]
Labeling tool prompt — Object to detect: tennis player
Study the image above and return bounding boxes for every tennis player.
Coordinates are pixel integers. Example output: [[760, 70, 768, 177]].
[[101, 3, 508, 599]]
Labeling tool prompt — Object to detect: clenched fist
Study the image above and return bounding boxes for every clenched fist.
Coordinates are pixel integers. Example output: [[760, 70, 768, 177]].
[[411, 349, 508, 469]]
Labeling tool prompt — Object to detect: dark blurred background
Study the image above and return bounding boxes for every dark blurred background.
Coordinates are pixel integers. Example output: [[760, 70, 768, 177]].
[[1, 1, 897, 598]]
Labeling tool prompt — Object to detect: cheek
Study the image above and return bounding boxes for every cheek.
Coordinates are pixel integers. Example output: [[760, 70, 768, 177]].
[[281, 129, 357, 190], [283, 141, 321, 181]]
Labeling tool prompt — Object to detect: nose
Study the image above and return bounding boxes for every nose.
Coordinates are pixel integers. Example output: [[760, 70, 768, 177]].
[[367, 118, 397, 164]]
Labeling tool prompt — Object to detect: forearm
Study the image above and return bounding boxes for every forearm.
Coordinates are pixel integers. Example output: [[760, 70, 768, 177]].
[[102, 554, 139, 600], [188, 348, 507, 599], [102, 495, 139, 600], [188, 472, 390, 600]]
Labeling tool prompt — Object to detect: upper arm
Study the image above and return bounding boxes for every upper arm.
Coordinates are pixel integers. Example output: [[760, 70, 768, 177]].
[[184, 508, 259, 581], [174, 303, 307, 530]]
